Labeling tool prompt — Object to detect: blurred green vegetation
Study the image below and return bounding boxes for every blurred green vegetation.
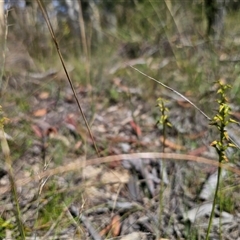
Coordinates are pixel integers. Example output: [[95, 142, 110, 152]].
[[1, 1, 240, 238], [2, 1, 240, 108]]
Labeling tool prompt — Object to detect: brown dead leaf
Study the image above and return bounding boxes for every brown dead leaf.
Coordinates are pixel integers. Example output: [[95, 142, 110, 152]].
[[130, 120, 142, 137], [111, 215, 121, 237], [32, 123, 58, 139], [100, 222, 111, 236], [31, 124, 43, 138], [33, 108, 47, 117], [177, 100, 192, 108], [231, 111, 240, 121], [160, 136, 185, 150], [74, 141, 82, 150], [100, 215, 121, 237], [38, 91, 49, 100]]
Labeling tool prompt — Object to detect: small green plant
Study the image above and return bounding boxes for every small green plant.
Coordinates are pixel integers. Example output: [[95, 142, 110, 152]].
[[218, 189, 235, 214], [206, 80, 237, 240], [157, 98, 172, 151], [0, 216, 14, 238], [38, 184, 64, 225], [156, 97, 172, 238]]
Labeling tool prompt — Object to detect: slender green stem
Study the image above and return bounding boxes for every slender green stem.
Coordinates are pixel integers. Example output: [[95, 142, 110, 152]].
[[158, 122, 165, 237], [0, 127, 25, 239], [205, 162, 222, 240], [205, 80, 232, 239], [157, 98, 172, 238]]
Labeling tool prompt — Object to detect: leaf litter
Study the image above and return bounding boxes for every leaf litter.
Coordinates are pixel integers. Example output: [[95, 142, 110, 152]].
[[1, 52, 240, 240]]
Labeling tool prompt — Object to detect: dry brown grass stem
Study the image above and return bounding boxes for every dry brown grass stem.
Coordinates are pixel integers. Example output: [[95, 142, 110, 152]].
[[129, 65, 211, 120], [36, 0, 99, 157], [1, 152, 239, 195]]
